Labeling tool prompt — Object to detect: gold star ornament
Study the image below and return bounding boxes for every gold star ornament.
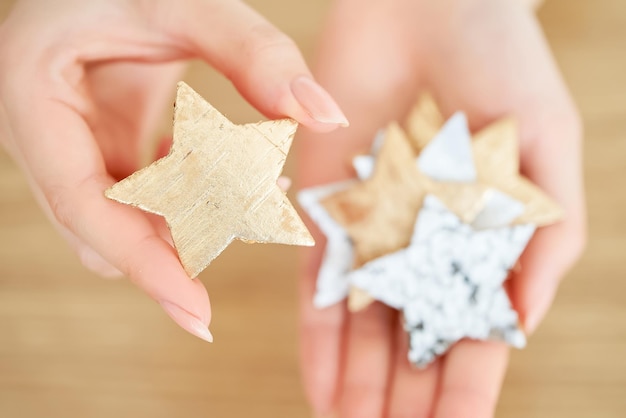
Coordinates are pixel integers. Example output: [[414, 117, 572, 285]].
[[105, 82, 314, 278]]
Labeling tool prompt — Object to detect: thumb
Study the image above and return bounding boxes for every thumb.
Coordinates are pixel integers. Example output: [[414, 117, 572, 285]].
[[163, 0, 348, 132]]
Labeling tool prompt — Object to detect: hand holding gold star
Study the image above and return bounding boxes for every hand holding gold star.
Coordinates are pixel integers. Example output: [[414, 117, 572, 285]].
[[106, 82, 314, 278]]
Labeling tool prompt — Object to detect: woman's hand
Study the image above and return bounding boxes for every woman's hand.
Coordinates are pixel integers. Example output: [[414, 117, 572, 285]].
[[0, 0, 347, 342], [298, 0, 585, 416]]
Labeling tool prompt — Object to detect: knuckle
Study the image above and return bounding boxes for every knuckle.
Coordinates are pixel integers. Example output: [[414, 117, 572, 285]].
[[76, 245, 121, 278], [48, 186, 76, 231], [116, 234, 162, 282], [46, 174, 108, 233]]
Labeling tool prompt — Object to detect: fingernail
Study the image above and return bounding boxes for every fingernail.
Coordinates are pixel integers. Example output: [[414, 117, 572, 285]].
[[524, 310, 542, 336], [524, 285, 556, 335], [160, 300, 213, 343], [291, 76, 349, 127]]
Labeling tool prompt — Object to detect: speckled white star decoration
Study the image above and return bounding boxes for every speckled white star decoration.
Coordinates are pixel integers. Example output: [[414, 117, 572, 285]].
[[349, 194, 534, 367]]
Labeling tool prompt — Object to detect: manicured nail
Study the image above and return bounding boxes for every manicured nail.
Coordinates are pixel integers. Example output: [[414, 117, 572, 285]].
[[524, 310, 541, 336], [524, 305, 546, 335], [160, 300, 213, 343], [524, 285, 556, 335], [291, 76, 349, 127]]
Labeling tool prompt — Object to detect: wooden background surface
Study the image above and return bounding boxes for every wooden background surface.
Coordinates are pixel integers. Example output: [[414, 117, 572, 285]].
[[0, 0, 624, 417]]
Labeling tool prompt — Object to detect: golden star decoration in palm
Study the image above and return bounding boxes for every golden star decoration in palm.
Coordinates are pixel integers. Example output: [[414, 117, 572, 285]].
[[106, 82, 314, 278], [319, 95, 562, 312]]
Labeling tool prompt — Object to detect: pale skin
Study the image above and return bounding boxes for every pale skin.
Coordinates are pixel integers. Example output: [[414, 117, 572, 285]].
[[299, 0, 585, 417], [0, 0, 585, 417], [0, 0, 348, 343]]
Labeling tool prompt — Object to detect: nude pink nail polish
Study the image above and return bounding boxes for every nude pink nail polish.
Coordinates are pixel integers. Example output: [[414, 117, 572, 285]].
[[160, 300, 213, 343], [291, 75, 349, 127]]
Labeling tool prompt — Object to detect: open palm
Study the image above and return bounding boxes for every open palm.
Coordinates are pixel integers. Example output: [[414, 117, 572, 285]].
[[298, 1, 585, 416]]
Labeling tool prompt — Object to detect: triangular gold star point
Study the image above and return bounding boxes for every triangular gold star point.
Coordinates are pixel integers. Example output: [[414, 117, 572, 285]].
[[322, 122, 429, 268], [406, 95, 563, 226], [105, 81, 314, 278]]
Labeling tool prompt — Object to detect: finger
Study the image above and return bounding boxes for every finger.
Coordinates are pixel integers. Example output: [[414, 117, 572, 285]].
[[86, 61, 188, 180], [42, 190, 123, 278], [299, 233, 347, 415], [339, 303, 395, 418], [159, 0, 348, 132], [155, 136, 174, 161], [434, 341, 509, 418], [277, 176, 292, 192], [59, 225, 124, 278], [512, 112, 586, 333], [386, 323, 440, 418], [16, 170, 123, 278], [22, 145, 173, 278], [10, 93, 213, 343], [297, 1, 421, 188]]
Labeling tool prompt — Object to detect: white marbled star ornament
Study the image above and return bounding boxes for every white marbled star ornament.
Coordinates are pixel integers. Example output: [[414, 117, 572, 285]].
[[349, 194, 533, 367]]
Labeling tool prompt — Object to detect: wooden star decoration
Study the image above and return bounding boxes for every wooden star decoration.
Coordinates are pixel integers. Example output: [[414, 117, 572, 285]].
[[105, 82, 314, 278], [321, 122, 488, 311], [322, 123, 429, 268], [405, 93, 446, 152]]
